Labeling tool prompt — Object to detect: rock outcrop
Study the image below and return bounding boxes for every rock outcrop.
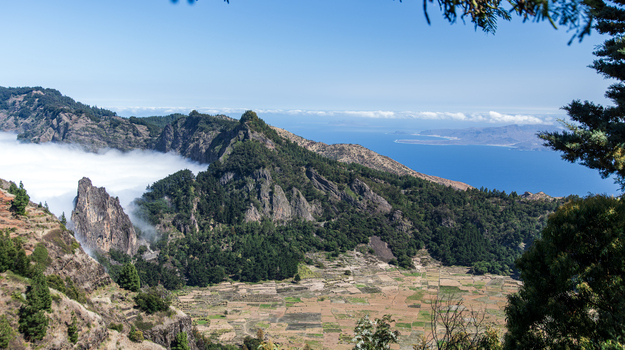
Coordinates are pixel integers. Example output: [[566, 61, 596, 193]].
[[71, 177, 138, 256]]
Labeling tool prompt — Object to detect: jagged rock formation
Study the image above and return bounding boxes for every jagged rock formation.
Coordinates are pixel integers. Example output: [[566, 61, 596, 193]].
[[71, 177, 138, 256], [244, 167, 319, 223], [1, 87, 474, 193], [0, 180, 200, 349], [520, 191, 559, 201], [272, 126, 473, 190]]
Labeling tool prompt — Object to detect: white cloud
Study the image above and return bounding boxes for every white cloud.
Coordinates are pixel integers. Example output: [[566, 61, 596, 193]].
[[106, 106, 555, 125], [0, 132, 207, 220]]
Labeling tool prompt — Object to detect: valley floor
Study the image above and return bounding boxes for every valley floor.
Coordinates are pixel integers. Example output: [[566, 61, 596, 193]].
[[174, 250, 520, 350]]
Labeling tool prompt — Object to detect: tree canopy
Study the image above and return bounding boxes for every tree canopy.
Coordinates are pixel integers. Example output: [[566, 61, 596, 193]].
[[504, 195, 625, 349], [540, 0, 625, 188]]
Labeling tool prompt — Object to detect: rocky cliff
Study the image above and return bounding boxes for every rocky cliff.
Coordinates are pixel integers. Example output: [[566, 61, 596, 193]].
[[1, 87, 474, 192], [0, 180, 202, 349], [71, 177, 139, 256]]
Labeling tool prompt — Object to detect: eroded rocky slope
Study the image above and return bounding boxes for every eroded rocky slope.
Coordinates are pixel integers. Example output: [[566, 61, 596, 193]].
[[0, 179, 201, 349]]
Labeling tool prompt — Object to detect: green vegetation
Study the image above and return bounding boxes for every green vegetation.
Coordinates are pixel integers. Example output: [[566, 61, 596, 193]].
[[129, 325, 144, 342], [9, 181, 29, 216], [134, 286, 172, 314], [18, 268, 51, 341], [0, 315, 14, 349], [117, 262, 141, 292], [172, 331, 190, 350], [132, 113, 564, 287], [505, 196, 625, 348], [67, 312, 78, 344], [352, 315, 399, 350]]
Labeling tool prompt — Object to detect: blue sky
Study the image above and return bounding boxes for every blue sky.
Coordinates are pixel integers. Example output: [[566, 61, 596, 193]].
[[0, 0, 612, 123]]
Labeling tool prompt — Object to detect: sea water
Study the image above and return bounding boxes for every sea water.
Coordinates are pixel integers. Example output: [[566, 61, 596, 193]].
[[265, 118, 619, 197]]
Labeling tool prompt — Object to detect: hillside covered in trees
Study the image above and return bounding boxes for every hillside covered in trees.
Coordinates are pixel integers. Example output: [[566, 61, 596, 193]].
[[131, 111, 566, 287]]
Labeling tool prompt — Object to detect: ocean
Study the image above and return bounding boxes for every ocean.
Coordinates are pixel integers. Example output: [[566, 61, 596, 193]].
[[262, 116, 620, 198]]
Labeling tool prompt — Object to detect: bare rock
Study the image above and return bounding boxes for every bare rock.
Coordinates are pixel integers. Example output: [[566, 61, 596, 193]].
[[350, 179, 393, 214], [306, 168, 341, 199], [290, 188, 315, 221], [71, 177, 138, 256], [142, 309, 200, 350], [244, 204, 262, 223], [272, 185, 292, 221]]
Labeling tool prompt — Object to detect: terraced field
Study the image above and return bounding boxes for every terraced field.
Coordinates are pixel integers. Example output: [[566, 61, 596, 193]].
[[174, 250, 520, 350]]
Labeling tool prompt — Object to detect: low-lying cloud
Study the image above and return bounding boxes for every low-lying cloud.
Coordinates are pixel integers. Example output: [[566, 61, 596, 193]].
[[0, 132, 207, 220], [109, 106, 555, 125]]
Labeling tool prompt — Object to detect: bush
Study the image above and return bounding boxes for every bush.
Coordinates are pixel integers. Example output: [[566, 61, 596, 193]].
[[129, 325, 143, 342], [107, 323, 123, 332], [134, 286, 171, 314]]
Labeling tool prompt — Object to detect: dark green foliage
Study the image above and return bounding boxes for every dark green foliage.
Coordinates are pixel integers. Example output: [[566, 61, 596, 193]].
[[7, 182, 18, 195], [46, 275, 66, 294], [172, 331, 190, 350], [108, 323, 123, 332], [64, 277, 86, 303], [129, 325, 144, 342], [134, 286, 171, 314], [135, 113, 564, 286], [31, 243, 49, 268], [117, 263, 141, 292], [10, 181, 29, 216], [243, 335, 262, 350], [18, 268, 50, 341], [540, 0, 625, 189], [505, 196, 625, 349], [0, 230, 17, 273], [14, 249, 31, 277], [109, 248, 131, 264], [0, 315, 14, 349], [0, 86, 115, 122], [67, 312, 78, 344], [59, 212, 67, 227]]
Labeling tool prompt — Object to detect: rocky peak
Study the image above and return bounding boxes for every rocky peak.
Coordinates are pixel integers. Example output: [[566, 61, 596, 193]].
[[71, 177, 138, 256], [350, 178, 393, 214]]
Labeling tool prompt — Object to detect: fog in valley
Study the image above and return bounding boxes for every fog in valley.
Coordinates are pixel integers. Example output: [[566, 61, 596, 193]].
[[0, 131, 206, 221]]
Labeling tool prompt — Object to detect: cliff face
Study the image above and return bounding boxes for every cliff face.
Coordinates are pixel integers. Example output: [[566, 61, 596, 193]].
[[0, 180, 201, 349], [71, 177, 139, 256]]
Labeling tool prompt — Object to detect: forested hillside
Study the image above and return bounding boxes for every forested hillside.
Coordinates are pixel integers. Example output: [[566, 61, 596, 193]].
[[133, 111, 566, 287]]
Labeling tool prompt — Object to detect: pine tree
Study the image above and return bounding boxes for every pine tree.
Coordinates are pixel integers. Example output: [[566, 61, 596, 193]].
[[67, 312, 78, 344], [540, 0, 625, 189], [0, 315, 14, 349], [18, 269, 51, 342], [117, 262, 141, 292], [171, 331, 190, 350], [10, 181, 29, 216]]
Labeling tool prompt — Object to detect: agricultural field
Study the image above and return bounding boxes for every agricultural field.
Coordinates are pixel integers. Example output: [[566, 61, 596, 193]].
[[173, 250, 520, 350]]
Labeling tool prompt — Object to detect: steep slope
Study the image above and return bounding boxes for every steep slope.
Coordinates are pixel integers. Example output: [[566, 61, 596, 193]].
[[71, 177, 139, 256], [271, 126, 472, 190], [0, 179, 202, 350], [0, 86, 474, 192], [135, 112, 566, 288]]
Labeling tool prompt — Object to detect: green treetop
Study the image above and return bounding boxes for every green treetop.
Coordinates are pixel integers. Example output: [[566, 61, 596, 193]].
[[504, 195, 625, 349], [117, 262, 141, 292], [540, 0, 625, 189], [10, 181, 29, 216]]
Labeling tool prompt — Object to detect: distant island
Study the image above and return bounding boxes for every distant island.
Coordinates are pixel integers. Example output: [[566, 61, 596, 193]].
[[395, 124, 563, 151]]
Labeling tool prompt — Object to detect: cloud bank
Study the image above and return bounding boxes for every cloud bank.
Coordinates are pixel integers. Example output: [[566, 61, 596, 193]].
[[109, 106, 555, 125], [0, 132, 207, 220]]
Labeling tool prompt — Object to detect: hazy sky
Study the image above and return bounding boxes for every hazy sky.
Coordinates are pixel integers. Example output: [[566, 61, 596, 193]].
[[0, 0, 612, 120]]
